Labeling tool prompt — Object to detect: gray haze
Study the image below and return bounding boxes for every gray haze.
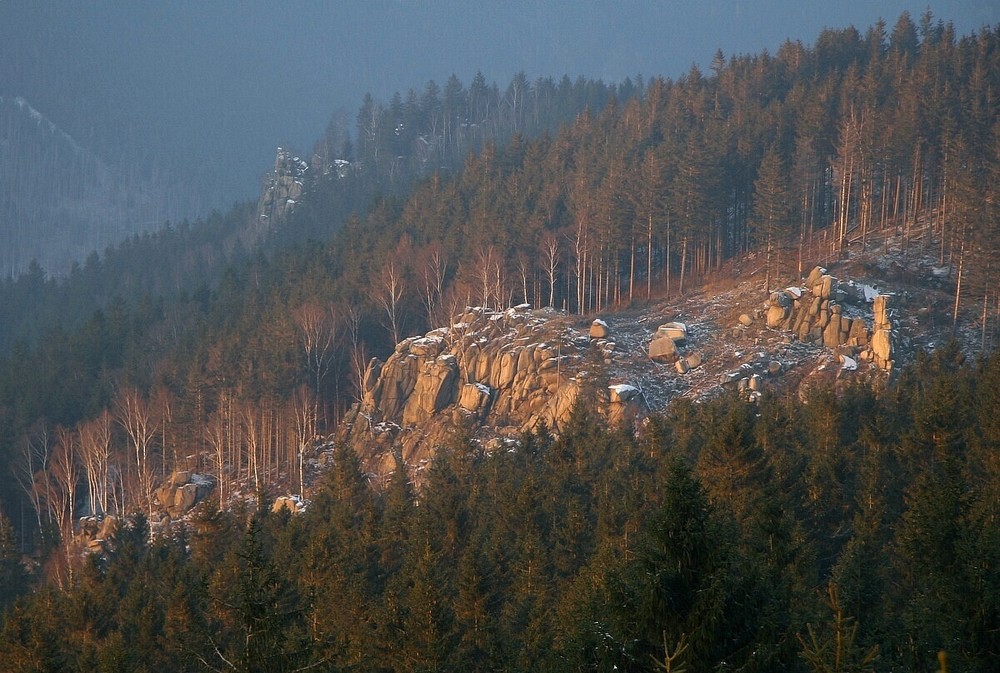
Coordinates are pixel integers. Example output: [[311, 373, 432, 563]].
[[2, 0, 997, 212]]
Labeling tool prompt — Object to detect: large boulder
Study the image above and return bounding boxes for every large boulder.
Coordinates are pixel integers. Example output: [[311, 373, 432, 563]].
[[656, 322, 688, 343], [812, 274, 835, 299], [589, 319, 610, 339], [155, 472, 215, 518], [608, 384, 640, 404], [272, 495, 306, 514], [873, 294, 892, 328], [806, 265, 826, 289], [172, 484, 198, 514], [872, 328, 892, 368], [458, 383, 493, 414], [823, 310, 842, 348], [167, 470, 190, 488], [766, 304, 789, 328], [649, 335, 678, 360]]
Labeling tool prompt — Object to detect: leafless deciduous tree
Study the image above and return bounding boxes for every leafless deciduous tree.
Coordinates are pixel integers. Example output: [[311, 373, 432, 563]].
[[474, 245, 505, 309], [115, 387, 158, 519], [78, 409, 112, 517], [515, 251, 532, 306], [293, 301, 338, 424], [49, 426, 78, 540], [205, 390, 237, 508], [14, 422, 52, 536], [289, 385, 316, 496], [345, 305, 368, 400], [419, 244, 449, 327], [539, 231, 560, 308], [372, 260, 405, 345]]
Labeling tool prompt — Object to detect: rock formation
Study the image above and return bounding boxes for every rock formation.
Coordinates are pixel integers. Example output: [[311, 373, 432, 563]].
[[762, 266, 893, 372], [256, 147, 308, 230], [154, 470, 215, 519], [338, 268, 904, 483], [648, 322, 687, 360], [272, 495, 308, 514], [337, 306, 646, 479]]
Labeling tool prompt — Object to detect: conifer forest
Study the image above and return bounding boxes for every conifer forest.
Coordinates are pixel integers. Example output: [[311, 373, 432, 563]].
[[1, 12, 999, 672]]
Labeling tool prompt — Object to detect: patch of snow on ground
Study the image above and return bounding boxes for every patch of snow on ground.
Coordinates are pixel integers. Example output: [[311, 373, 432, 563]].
[[411, 335, 444, 348], [190, 473, 215, 487], [861, 284, 881, 302]]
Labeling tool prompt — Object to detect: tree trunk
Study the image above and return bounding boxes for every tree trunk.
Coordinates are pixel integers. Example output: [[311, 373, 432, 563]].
[[679, 237, 688, 296]]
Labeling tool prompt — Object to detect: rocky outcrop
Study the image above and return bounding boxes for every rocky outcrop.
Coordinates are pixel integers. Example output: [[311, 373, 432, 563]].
[[272, 495, 308, 514], [869, 294, 895, 371], [338, 306, 646, 479], [589, 319, 610, 339], [648, 322, 687, 360], [154, 470, 215, 519], [762, 266, 893, 372], [256, 147, 308, 229], [338, 268, 908, 483], [76, 515, 119, 554]]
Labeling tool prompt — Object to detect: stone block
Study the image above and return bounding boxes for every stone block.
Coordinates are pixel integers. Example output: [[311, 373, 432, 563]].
[[649, 335, 678, 360], [589, 319, 610, 339]]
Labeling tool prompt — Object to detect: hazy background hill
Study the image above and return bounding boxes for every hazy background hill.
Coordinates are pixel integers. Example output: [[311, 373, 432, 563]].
[[1, 8, 1000, 669], [0, 95, 206, 277], [1, 1, 996, 276]]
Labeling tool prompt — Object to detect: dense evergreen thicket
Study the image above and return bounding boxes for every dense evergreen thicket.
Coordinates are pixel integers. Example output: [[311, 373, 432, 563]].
[[0, 12, 999, 671], [3, 344, 1000, 671], [3, 13, 996, 523]]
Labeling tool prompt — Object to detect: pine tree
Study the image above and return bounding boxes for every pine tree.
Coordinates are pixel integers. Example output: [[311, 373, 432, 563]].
[[609, 459, 757, 671], [211, 520, 315, 673], [0, 510, 28, 612]]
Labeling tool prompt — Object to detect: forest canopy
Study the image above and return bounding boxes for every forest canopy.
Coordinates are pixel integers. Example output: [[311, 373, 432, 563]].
[[1, 12, 999, 672]]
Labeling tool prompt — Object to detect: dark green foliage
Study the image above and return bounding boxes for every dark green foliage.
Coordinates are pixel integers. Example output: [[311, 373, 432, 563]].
[[209, 519, 317, 673], [609, 459, 735, 669], [1, 11, 999, 673], [0, 510, 28, 612], [3, 352, 1000, 669]]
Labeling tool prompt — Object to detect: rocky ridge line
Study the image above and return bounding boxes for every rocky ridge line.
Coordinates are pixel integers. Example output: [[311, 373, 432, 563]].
[[336, 264, 906, 483]]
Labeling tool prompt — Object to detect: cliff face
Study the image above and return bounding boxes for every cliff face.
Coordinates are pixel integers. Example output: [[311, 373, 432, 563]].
[[336, 262, 916, 485], [255, 147, 308, 231], [337, 305, 644, 480]]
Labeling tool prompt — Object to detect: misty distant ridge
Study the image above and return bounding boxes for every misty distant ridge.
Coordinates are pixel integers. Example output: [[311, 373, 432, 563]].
[[0, 94, 214, 279], [3, 95, 81, 151]]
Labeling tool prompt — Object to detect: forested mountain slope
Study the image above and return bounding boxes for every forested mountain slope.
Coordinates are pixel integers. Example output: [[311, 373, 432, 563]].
[[0, 12, 999, 671], [3, 345, 1000, 671], [0, 95, 213, 279]]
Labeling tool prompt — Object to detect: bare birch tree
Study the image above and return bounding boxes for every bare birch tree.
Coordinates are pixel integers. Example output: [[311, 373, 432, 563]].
[[205, 390, 236, 508], [372, 259, 405, 344], [473, 245, 505, 309], [289, 385, 317, 496], [49, 426, 78, 540], [293, 301, 338, 424], [419, 244, 449, 327], [14, 422, 52, 538], [78, 410, 112, 517], [540, 231, 560, 308], [115, 387, 158, 518]]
